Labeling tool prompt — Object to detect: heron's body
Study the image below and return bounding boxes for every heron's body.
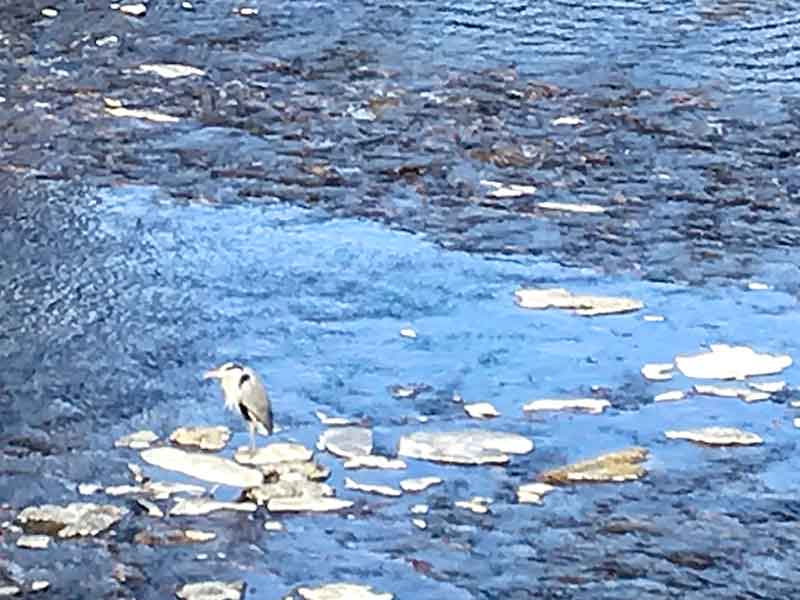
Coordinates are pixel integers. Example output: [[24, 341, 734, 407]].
[[203, 362, 273, 452]]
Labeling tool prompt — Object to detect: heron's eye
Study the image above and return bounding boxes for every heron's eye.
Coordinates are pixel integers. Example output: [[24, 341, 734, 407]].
[[239, 373, 251, 387]]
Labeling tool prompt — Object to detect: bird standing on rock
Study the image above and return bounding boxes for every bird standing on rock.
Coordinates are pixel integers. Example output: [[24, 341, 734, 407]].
[[203, 362, 273, 454]]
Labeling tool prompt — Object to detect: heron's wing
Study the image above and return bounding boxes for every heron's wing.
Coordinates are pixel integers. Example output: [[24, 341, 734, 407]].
[[239, 371, 273, 435]]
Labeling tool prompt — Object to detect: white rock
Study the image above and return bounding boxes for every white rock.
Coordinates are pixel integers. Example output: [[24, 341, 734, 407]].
[[390, 385, 418, 398], [517, 482, 555, 505], [234, 443, 313, 465], [170, 498, 257, 517], [515, 288, 640, 316], [140, 447, 263, 488], [128, 463, 145, 483], [169, 426, 230, 451], [41, 8, 58, 17], [16, 535, 50, 549], [794, 418, 800, 428], [522, 398, 609, 414], [263, 520, 285, 532], [314, 411, 355, 426], [464, 402, 499, 419], [237, 7, 259, 16], [675, 345, 792, 380], [137, 64, 205, 79], [692, 384, 771, 403], [317, 427, 372, 458], [399, 477, 443, 493], [119, 3, 147, 16], [480, 180, 537, 198], [137, 498, 164, 517], [78, 483, 102, 496], [455, 497, 491, 514], [176, 581, 243, 600], [103, 97, 123, 109], [411, 518, 427, 529], [266, 497, 353, 513], [143, 481, 206, 500], [537, 201, 605, 214], [105, 107, 179, 123], [184, 530, 216, 542], [297, 583, 393, 600], [343, 455, 406, 470], [399, 327, 417, 339], [0, 587, 20, 597], [410, 504, 429, 515], [664, 427, 763, 446], [31, 582, 49, 593], [749, 381, 785, 393], [96, 35, 119, 47], [551, 115, 584, 126], [181, 1, 193, 9], [115, 430, 158, 449], [398, 430, 533, 465], [17, 502, 126, 538], [643, 314, 665, 322], [641, 363, 674, 381], [105, 485, 141, 496], [344, 478, 402, 497], [747, 282, 769, 291], [654, 390, 685, 402]]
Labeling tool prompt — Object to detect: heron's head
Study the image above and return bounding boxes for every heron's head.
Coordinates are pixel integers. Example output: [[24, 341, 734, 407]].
[[203, 362, 245, 383]]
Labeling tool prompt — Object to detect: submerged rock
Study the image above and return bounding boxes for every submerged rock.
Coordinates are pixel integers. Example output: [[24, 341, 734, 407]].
[[542, 447, 649, 484], [397, 430, 533, 465], [464, 402, 500, 419], [523, 398, 609, 414], [692, 384, 771, 403], [176, 581, 243, 600], [664, 427, 762, 446], [517, 482, 555, 505], [170, 498, 257, 517], [675, 345, 792, 380], [514, 288, 642, 316], [344, 478, 402, 497], [399, 477, 443, 493], [17, 502, 125, 538], [234, 443, 313, 465], [266, 497, 353, 513], [641, 363, 674, 381], [140, 447, 263, 488], [317, 427, 373, 458], [297, 583, 393, 600], [343, 455, 406, 470], [115, 430, 158, 449], [169, 426, 230, 451]]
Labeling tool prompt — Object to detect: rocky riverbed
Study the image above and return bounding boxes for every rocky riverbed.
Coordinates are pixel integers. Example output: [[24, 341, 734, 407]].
[[3, 1, 800, 598]]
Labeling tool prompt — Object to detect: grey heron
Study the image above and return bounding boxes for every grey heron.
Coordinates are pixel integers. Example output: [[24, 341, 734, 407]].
[[203, 362, 273, 453]]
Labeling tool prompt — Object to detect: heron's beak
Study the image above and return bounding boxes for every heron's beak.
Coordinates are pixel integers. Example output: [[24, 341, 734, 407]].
[[203, 368, 221, 380]]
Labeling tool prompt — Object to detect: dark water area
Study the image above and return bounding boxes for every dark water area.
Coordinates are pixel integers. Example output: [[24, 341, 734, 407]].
[[3, 1, 800, 598]]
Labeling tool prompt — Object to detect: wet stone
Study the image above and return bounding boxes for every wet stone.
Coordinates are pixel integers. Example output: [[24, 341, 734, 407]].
[[397, 430, 533, 465], [169, 426, 230, 451], [246, 480, 334, 505], [16, 535, 50, 549], [137, 498, 164, 518], [692, 384, 771, 403], [297, 583, 393, 600], [343, 455, 406, 470], [344, 478, 402, 497], [137, 64, 205, 79], [675, 344, 792, 380], [170, 498, 256, 516], [481, 180, 537, 198], [523, 398, 610, 414], [78, 483, 102, 496], [261, 461, 331, 481], [106, 107, 180, 124], [234, 443, 313, 465], [119, 3, 147, 16], [144, 481, 206, 500], [464, 402, 499, 419], [176, 581, 244, 600], [17, 502, 126, 538], [400, 477, 443, 493], [542, 447, 649, 484], [0, 587, 19, 597], [266, 497, 353, 513], [664, 427, 763, 446], [115, 430, 158, 449], [30, 582, 48, 593], [641, 363, 675, 381], [514, 288, 642, 316], [654, 390, 685, 402], [317, 427, 373, 458], [455, 497, 491, 514], [140, 447, 263, 488], [517, 483, 555, 505], [537, 201, 605, 214]]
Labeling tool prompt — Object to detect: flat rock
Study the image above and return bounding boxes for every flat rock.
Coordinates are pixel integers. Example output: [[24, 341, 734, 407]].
[[176, 581, 243, 600], [514, 288, 641, 316], [664, 427, 763, 446], [397, 430, 533, 465], [144, 481, 206, 500], [134, 528, 216, 545], [551, 115, 584, 126], [297, 583, 393, 600], [537, 201, 605, 214], [455, 497, 491, 514], [16, 535, 50, 549], [654, 390, 685, 402], [0, 587, 19, 597], [119, 3, 147, 16], [542, 447, 649, 484], [343, 455, 407, 470], [675, 344, 792, 380], [234, 443, 313, 465], [750, 381, 785, 393], [481, 180, 537, 198], [170, 426, 230, 451], [399, 327, 417, 338], [400, 477, 443, 493], [106, 107, 179, 123], [464, 402, 499, 419], [523, 398, 610, 414], [137, 64, 205, 79], [263, 520, 285, 532], [261, 461, 331, 481], [641, 363, 674, 381], [31, 582, 49, 593], [115, 430, 158, 449], [692, 384, 771, 403], [17, 502, 125, 538], [140, 447, 262, 488], [314, 411, 355, 426], [266, 497, 353, 513], [344, 478, 402, 497], [317, 427, 373, 458], [170, 498, 256, 517], [517, 483, 555, 505], [246, 480, 334, 505]]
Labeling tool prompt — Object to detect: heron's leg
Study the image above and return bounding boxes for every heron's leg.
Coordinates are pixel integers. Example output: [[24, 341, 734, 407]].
[[248, 421, 257, 454]]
